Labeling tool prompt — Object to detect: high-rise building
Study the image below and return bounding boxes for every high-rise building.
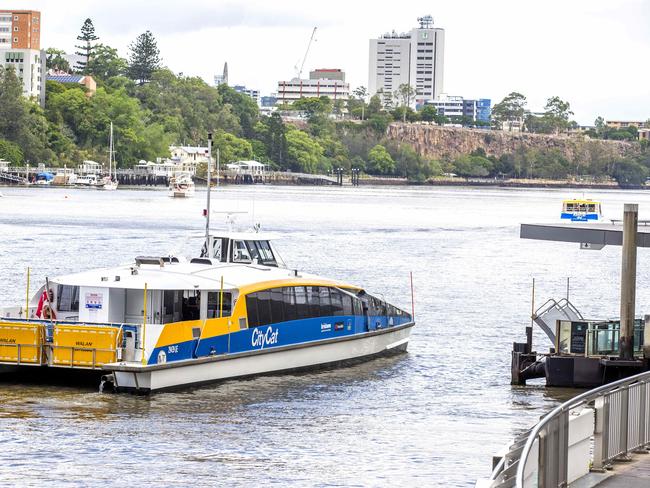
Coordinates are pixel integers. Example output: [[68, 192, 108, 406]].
[[369, 15, 444, 108], [0, 10, 45, 106], [277, 69, 349, 105], [0, 9, 41, 49]]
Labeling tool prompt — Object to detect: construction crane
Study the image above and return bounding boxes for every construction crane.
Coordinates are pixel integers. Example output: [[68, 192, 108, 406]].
[[296, 27, 317, 79]]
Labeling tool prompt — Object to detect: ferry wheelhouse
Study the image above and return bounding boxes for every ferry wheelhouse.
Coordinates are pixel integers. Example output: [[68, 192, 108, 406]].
[[0, 233, 414, 393], [560, 199, 602, 222]]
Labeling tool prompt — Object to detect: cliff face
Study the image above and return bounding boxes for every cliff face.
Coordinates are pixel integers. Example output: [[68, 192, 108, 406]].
[[385, 123, 638, 162]]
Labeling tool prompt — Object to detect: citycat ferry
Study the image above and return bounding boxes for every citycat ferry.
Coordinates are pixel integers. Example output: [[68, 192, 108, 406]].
[[560, 199, 602, 222], [0, 232, 414, 393]]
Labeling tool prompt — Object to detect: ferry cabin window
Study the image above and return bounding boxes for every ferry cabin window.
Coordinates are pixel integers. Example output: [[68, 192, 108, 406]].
[[245, 286, 359, 327], [207, 291, 232, 318], [211, 238, 228, 262], [57, 285, 79, 311], [232, 240, 252, 263], [181, 290, 201, 321], [243, 240, 277, 266]]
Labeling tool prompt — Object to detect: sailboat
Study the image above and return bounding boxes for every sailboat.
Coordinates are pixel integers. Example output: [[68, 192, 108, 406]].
[[99, 122, 119, 191]]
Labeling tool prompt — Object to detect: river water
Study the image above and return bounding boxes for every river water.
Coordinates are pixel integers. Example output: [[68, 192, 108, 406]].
[[1, 184, 650, 487]]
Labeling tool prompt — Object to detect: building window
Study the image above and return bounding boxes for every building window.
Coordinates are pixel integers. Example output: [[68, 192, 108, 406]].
[[14, 26, 18, 31], [13, 37, 18, 43]]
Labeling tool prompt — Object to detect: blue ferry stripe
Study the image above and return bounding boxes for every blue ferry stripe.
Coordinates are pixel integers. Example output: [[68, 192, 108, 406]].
[[147, 314, 411, 365]]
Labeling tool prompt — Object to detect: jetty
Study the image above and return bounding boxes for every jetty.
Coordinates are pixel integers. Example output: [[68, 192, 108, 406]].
[[511, 205, 650, 388]]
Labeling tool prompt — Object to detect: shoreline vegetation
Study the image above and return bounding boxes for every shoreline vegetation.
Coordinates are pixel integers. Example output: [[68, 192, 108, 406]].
[[0, 19, 649, 189]]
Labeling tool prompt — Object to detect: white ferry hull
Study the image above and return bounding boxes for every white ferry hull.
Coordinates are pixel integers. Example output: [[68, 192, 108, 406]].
[[111, 323, 413, 393]]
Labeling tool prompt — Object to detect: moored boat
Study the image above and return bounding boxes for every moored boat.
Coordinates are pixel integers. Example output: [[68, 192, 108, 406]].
[[0, 232, 414, 393], [168, 171, 195, 197]]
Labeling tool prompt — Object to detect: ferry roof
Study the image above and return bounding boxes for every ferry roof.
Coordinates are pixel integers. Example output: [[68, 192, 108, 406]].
[[52, 260, 359, 292], [521, 222, 650, 247]]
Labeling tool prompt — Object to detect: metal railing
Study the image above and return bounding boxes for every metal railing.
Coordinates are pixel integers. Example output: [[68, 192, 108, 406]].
[[485, 370, 650, 487]]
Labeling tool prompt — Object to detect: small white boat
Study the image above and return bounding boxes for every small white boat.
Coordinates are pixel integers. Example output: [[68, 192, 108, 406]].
[[99, 122, 119, 191], [169, 171, 195, 198], [76, 174, 100, 187]]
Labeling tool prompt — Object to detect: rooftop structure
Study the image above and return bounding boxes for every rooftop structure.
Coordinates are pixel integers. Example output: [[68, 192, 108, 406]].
[[47, 73, 96, 96], [277, 69, 349, 106]]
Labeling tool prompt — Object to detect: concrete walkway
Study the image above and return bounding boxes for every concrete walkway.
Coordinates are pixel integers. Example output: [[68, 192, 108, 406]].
[[596, 453, 650, 487]]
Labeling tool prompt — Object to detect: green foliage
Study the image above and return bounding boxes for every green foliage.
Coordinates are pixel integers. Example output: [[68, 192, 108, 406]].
[[367, 144, 395, 174], [0, 139, 24, 165], [87, 44, 127, 80], [213, 130, 253, 163], [612, 160, 648, 187], [492, 92, 527, 130], [291, 96, 332, 116], [75, 18, 99, 74], [46, 48, 70, 72], [0, 68, 53, 163], [128, 31, 162, 85], [453, 154, 494, 177], [285, 128, 323, 173]]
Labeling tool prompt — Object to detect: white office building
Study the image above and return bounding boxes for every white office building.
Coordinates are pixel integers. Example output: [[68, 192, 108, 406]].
[[0, 48, 46, 106], [277, 69, 349, 105], [369, 15, 444, 108]]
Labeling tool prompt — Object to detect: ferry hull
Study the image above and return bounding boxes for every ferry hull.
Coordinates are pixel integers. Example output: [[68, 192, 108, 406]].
[[110, 322, 413, 394]]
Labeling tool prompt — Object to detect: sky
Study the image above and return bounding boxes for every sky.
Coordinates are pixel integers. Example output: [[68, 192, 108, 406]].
[[9, 0, 650, 124]]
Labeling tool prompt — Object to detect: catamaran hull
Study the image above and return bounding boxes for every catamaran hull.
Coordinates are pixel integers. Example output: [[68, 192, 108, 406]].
[[110, 322, 413, 394]]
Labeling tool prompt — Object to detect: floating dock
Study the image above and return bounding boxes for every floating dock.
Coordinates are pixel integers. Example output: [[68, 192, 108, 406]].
[[513, 205, 650, 388]]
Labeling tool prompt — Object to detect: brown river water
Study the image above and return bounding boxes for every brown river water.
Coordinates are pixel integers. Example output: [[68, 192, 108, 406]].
[[1, 184, 649, 486]]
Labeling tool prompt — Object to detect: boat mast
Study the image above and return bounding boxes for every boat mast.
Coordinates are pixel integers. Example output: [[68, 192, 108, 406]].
[[109, 122, 114, 181], [206, 132, 212, 241]]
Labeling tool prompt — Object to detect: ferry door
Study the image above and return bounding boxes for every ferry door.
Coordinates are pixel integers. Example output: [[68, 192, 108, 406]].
[[362, 301, 370, 331]]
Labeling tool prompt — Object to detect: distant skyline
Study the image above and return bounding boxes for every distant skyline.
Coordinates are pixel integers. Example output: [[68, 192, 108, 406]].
[[6, 0, 650, 124]]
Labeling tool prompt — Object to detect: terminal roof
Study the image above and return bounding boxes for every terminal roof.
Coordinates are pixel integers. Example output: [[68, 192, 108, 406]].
[[520, 223, 650, 247]]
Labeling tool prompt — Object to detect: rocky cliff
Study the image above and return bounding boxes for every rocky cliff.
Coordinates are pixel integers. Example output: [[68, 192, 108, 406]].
[[385, 123, 638, 162]]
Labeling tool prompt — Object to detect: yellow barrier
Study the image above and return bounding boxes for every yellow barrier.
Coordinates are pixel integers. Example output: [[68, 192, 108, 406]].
[[52, 325, 122, 368], [0, 322, 44, 365]]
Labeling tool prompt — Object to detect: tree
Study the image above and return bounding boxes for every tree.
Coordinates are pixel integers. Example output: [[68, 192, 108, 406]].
[[453, 154, 493, 177], [291, 96, 332, 116], [212, 130, 253, 163], [612, 160, 647, 188], [46, 48, 70, 73], [367, 94, 382, 117], [492, 92, 527, 131], [0, 139, 24, 165], [75, 18, 99, 74], [543, 96, 573, 134], [353, 86, 368, 120], [285, 129, 323, 173], [394, 84, 416, 122], [594, 116, 606, 134], [87, 44, 127, 80], [367, 144, 395, 174], [420, 105, 439, 122], [128, 31, 162, 85]]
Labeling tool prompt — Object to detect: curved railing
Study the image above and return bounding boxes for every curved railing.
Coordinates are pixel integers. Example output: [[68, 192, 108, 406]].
[[485, 370, 650, 487]]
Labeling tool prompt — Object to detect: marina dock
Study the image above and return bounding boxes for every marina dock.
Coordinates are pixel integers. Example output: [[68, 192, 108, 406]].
[[511, 205, 650, 389]]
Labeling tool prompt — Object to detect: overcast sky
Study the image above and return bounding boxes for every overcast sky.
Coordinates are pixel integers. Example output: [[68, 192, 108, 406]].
[[10, 0, 650, 124]]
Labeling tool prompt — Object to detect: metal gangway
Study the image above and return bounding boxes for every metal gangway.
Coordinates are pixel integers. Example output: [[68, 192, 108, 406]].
[[480, 370, 650, 487], [0, 172, 28, 185], [532, 298, 583, 344]]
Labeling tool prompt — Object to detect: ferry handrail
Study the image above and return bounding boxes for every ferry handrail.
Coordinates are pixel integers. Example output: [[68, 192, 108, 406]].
[[504, 370, 650, 487]]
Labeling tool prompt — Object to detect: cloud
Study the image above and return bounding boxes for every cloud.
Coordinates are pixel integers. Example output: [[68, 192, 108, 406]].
[[89, 0, 327, 36]]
